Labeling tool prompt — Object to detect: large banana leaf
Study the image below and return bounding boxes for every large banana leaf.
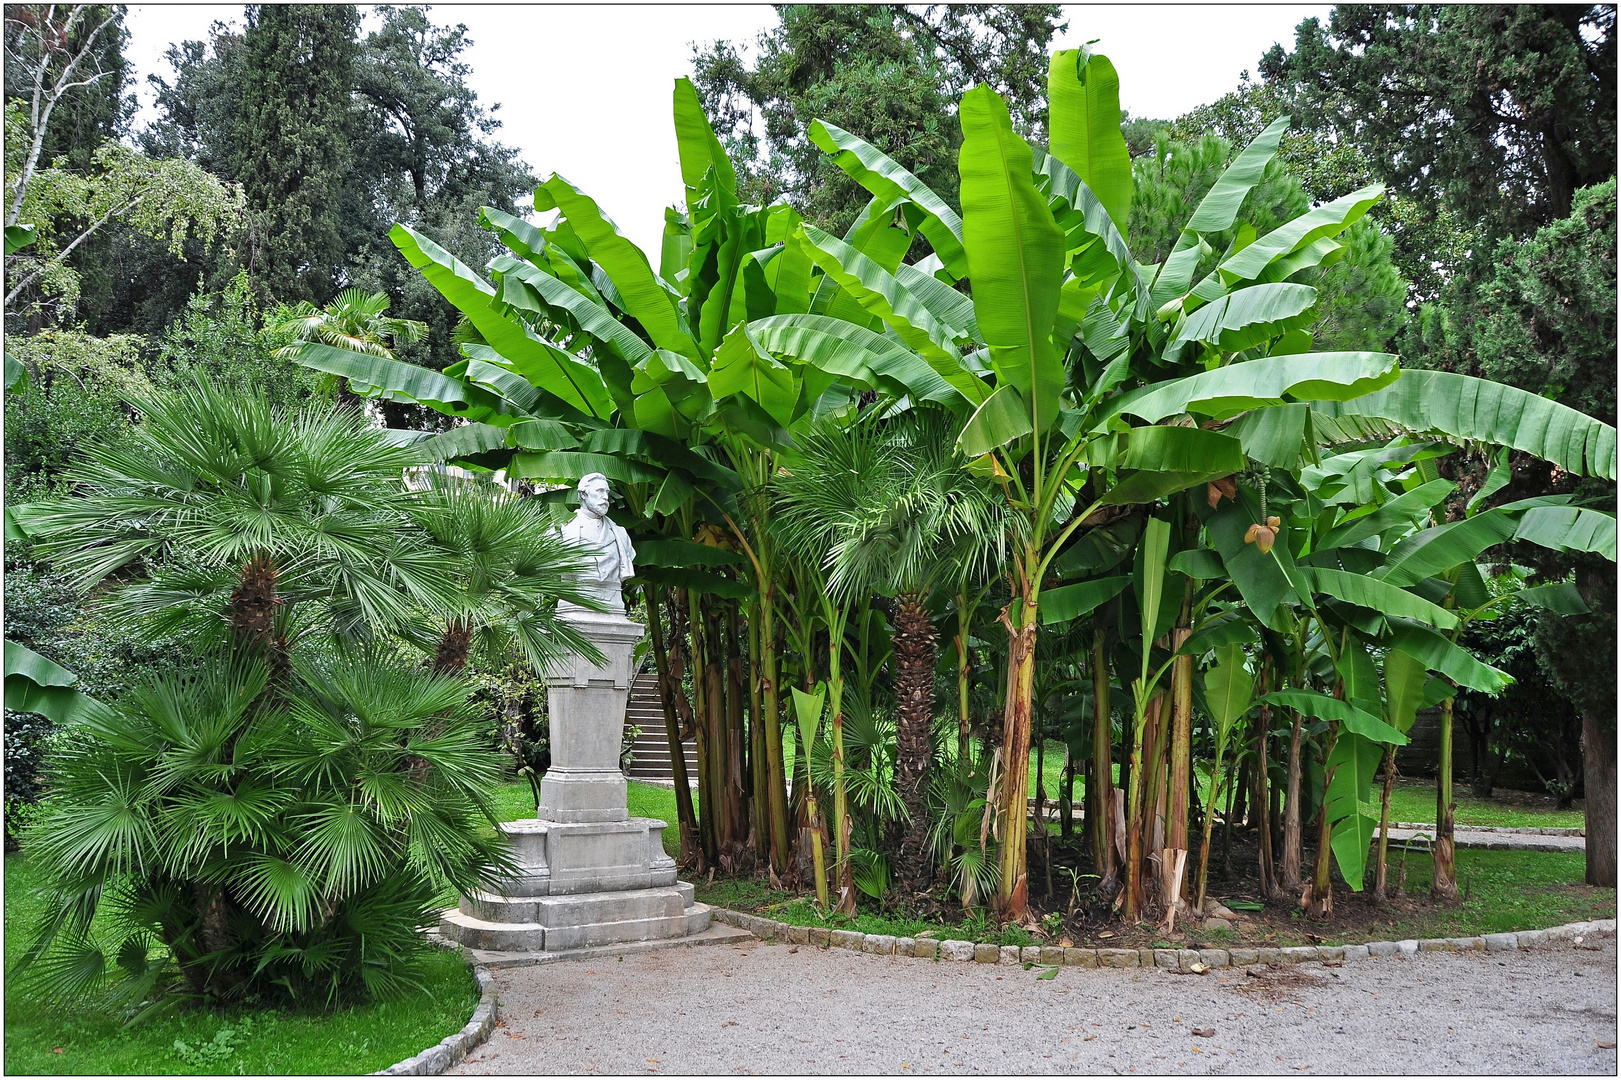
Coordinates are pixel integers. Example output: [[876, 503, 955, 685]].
[[739, 313, 974, 412], [291, 343, 473, 413], [1513, 580, 1589, 615], [1382, 648, 1428, 733], [1335, 642, 1382, 718], [534, 176, 698, 361], [1186, 116, 1291, 235], [479, 206, 547, 265], [1039, 575, 1131, 625], [1106, 351, 1401, 427], [709, 325, 799, 428], [494, 256, 653, 365], [1151, 116, 1291, 308], [672, 76, 737, 198], [1312, 369, 1618, 480], [1255, 689, 1407, 746], [1302, 567, 1460, 630], [1513, 506, 1618, 561], [958, 84, 1066, 435], [1377, 512, 1519, 587], [1117, 425, 1247, 474], [1219, 183, 1384, 284], [1204, 642, 1255, 736], [1168, 282, 1318, 358], [1384, 620, 1511, 694], [1316, 479, 1454, 550], [635, 538, 747, 570], [1324, 730, 1384, 890], [1202, 488, 1297, 627], [957, 384, 1033, 457], [390, 224, 615, 418], [1046, 48, 1131, 233], [809, 120, 967, 279], [4, 640, 106, 724], [412, 422, 511, 464], [793, 225, 961, 368]]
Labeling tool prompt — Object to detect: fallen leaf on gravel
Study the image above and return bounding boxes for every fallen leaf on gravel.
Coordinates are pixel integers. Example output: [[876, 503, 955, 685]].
[[789, 947, 799, 954], [1597, 1042, 1616, 1049], [1036, 966, 1059, 980], [1098, 931, 1115, 939], [1192, 1029, 1215, 1038], [1083, 1035, 1097, 1042], [1191, 1047, 1203, 1053], [1189, 962, 1210, 973]]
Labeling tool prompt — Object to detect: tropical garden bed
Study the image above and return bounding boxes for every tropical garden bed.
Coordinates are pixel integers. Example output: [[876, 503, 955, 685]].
[[696, 846, 1616, 953]]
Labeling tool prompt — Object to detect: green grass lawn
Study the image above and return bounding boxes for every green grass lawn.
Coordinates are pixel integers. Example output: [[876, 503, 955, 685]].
[[1384, 779, 1585, 829], [3, 855, 478, 1076]]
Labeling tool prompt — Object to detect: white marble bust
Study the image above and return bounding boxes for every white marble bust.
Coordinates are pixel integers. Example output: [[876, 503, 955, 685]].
[[557, 472, 636, 615]]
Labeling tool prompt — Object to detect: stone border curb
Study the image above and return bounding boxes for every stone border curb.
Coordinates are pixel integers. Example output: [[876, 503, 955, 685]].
[[710, 909, 1615, 973], [1388, 821, 1584, 837], [374, 943, 497, 1076]]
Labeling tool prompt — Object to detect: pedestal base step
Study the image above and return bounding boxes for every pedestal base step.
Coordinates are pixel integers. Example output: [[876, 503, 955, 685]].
[[432, 922, 754, 970], [439, 884, 711, 953]]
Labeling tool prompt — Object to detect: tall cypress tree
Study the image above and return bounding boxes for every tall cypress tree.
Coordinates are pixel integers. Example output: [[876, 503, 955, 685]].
[[232, 4, 359, 303]]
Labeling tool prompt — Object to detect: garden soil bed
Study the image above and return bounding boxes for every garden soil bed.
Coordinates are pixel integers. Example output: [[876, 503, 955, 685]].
[[699, 829, 1617, 952]]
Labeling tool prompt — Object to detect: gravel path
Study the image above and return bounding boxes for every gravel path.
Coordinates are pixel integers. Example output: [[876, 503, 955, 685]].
[[452, 934, 1617, 1075], [1376, 827, 1585, 853]]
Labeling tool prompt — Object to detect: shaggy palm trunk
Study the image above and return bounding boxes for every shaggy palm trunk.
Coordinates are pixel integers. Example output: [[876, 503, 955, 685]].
[[1280, 707, 1306, 894], [230, 553, 286, 675], [1091, 628, 1116, 892], [1373, 744, 1397, 901], [431, 620, 473, 675], [645, 585, 699, 866], [955, 590, 972, 765], [1432, 695, 1459, 901], [892, 592, 937, 900]]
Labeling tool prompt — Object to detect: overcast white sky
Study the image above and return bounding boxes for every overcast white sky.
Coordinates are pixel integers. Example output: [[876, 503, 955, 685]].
[[122, 4, 1328, 256]]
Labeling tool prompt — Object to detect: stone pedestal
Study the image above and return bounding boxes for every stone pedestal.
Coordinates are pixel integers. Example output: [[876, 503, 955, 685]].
[[439, 607, 711, 954]]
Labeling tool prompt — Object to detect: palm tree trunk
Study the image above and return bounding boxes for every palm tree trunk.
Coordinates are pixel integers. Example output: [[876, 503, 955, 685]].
[[229, 553, 287, 682], [955, 589, 972, 765], [431, 619, 472, 675], [892, 591, 937, 901]]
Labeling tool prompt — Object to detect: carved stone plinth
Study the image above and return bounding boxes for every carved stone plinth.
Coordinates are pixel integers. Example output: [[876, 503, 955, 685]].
[[438, 606, 710, 954]]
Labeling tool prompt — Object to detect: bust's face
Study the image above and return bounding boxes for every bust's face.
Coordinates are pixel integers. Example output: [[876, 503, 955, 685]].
[[580, 478, 610, 517]]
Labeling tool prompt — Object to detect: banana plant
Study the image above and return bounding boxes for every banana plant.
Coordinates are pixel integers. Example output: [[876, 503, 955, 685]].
[[790, 683, 831, 908], [771, 49, 1408, 920]]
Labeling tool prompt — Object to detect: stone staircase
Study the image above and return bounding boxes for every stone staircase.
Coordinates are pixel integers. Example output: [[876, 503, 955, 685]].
[[622, 672, 698, 785]]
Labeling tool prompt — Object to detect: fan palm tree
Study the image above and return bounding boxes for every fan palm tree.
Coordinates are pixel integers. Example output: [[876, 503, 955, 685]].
[[402, 473, 606, 676], [272, 288, 426, 359], [273, 288, 426, 408], [775, 409, 1007, 902], [22, 376, 453, 672]]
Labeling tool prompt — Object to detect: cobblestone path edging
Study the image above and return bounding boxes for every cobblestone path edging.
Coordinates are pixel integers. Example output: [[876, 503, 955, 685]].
[[710, 908, 1617, 971], [375, 945, 497, 1076], [1387, 821, 1585, 836]]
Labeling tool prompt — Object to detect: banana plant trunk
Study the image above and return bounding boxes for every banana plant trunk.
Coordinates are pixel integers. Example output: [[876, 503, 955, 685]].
[[955, 590, 973, 765], [645, 584, 699, 865], [1166, 612, 1194, 914], [1090, 627, 1116, 892], [1306, 721, 1339, 918], [757, 575, 790, 876], [1254, 694, 1279, 901], [994, 577, 1039, 919], [1281, 706, 1306, 894], [1373, 744, 1397, 902], [1124, 690, 1164, 922], [688, 588, 718, 866], [1433, 695, 1459, 902], [725, 603, 751, 861]]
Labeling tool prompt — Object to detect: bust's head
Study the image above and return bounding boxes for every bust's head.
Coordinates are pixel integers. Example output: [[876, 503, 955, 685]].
[[577, 472, 611, 518]]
